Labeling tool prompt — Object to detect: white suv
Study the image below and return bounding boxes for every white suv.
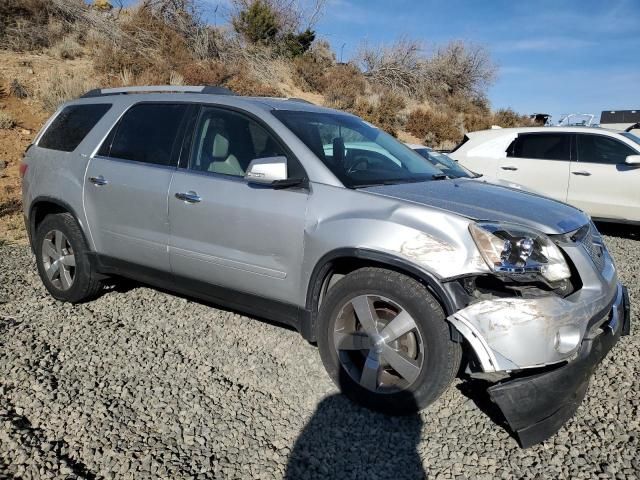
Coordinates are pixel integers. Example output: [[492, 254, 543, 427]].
[[450, 127, 640, 223]]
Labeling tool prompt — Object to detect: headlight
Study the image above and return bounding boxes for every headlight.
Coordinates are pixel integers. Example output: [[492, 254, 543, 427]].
[[469, 222, 571, 282]]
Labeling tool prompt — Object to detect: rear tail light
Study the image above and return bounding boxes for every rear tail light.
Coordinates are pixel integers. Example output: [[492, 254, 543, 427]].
[[19, 162, 28, 178]]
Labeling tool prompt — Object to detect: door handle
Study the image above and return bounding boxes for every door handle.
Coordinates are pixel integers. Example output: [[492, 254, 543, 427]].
[[89, 175, 109, 186], [501, 166, 518, 171], [175, 191, 201, 204], [572, 171, 592, 176]]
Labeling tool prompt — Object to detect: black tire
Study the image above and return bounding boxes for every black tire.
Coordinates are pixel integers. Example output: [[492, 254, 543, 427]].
[[317, 267, 461, 415], [35, 213, 103, 303]]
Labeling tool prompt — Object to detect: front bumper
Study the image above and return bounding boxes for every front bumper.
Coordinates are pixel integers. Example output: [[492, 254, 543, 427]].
[[488, 283, 630, 448]]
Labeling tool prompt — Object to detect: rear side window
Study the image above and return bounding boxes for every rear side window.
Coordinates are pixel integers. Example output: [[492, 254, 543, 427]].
[[577, 134, 637, 164], [99, 103, 189, 166], [39, 104, 112, 152], [509, 133, 570, 160]]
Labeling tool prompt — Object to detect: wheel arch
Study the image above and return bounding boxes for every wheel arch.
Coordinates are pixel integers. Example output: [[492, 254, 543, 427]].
[[28, 197, 91, 251], [302, 248, 463, 342]]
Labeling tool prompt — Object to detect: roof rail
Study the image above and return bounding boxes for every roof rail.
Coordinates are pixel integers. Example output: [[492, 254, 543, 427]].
[[80, 85, 234, 98]]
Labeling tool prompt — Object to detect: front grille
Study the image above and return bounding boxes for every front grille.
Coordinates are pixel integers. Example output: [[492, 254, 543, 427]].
[[575, 222, 606, 272]]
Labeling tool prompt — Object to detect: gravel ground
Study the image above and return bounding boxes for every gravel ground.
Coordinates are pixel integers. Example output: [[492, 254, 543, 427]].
[[0, 227, 638, 480]]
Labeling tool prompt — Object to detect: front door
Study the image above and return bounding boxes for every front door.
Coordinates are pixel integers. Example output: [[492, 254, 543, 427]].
[[568, 133, 640, 221], [84, 103, 190, 270], [497, 132, 572, 201], [168, 106, 309, 305]]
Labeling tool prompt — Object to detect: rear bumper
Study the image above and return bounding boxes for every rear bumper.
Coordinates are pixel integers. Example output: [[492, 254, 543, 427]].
[[488, 284, 630, 448]]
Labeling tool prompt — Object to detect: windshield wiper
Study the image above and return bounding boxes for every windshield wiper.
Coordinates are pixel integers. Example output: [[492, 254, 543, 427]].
[[352, 176, 446, 188]]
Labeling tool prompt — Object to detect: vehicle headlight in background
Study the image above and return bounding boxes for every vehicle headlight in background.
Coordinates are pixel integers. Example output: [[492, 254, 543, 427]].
[[469, 222, 571, 282]]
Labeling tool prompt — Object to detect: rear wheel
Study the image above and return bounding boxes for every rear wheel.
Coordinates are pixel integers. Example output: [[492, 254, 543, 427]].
[[317, 267, 461, 415], [35, 213, 102, 303]]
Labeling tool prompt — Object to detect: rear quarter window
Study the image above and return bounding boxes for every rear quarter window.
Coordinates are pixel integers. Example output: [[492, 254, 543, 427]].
[[38, 104, 112, 152]]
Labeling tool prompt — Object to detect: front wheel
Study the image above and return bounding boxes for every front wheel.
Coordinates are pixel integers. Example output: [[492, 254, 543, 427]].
[[317, 267, 461, 415]]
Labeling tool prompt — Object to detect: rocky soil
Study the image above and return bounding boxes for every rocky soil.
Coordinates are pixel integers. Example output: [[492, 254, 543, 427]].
[[0, 226, 638, 479]]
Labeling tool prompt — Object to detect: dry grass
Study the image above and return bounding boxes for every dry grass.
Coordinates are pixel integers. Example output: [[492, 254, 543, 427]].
[[37, 72, 97, 112], [49, 35, 83, 60], [353, 91, 406, 136]]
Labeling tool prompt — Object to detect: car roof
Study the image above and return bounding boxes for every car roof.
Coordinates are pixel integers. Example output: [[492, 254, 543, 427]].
[[468, 126, 625, 137]]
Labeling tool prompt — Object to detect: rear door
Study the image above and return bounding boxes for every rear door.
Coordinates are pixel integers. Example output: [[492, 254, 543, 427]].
[[497, 132, 572, 201], [568, 133, 640, 221], [84, 102, 190, 270], [168, 105, 309, 305]]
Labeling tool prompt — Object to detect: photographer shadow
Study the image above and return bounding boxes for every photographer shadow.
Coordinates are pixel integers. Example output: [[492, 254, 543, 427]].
[[285, 370, 426, 480]]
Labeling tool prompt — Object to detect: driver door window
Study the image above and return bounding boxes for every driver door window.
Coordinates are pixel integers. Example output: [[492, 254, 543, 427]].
[[190, 107, 287, 177]]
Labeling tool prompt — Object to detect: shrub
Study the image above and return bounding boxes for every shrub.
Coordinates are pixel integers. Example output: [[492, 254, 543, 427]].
[[354, 91, 406, 136], [0, 0, 51, 50], [232, 0, 280, 45], [323, 64, 366, 110], [492, 108, 534, 128], [225, 71, 281, 96], [463, 113, 492, 133], [0, 111, 16, 129], [279, 28, 315, 58], [292, 54, 326, 92], [93, 8, 191, 78], [406, 108, 462, 147], [358, 38, 424, 96], [423, 41, 496, 99], [179, 61, 235, 86], [9, 79, 28, 99]]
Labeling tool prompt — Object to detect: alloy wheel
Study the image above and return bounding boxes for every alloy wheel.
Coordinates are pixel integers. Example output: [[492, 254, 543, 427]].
[[42, 229, 76, 291], [333, 294, 424, 393]]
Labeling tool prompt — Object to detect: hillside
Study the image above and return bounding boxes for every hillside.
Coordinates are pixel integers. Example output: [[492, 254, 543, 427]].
[[0, 0, 536, 244]]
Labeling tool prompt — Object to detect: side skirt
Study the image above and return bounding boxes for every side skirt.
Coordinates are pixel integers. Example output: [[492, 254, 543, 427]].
[[87, 253, 309, 334]]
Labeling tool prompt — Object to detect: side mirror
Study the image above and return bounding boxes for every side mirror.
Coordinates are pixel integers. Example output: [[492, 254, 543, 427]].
[[624, 155, 640, 166], [245, 156, 287, 184]]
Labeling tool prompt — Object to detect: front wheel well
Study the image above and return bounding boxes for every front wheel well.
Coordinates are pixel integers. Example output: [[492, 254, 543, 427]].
[[303, 251, 457, 342]]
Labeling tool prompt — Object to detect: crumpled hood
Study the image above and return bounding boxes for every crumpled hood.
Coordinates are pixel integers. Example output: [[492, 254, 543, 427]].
[[362, 179, 589, 235]]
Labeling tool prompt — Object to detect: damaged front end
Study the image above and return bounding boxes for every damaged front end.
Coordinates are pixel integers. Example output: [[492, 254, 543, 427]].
[[447, 222, 631, 448]]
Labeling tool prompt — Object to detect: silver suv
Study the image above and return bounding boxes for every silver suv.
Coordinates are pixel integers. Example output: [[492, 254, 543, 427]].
[[21, 86, 630, 447]]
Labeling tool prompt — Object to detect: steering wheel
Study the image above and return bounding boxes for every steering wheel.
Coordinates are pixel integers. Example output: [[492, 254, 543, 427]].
[[346, 157, 369, 174]]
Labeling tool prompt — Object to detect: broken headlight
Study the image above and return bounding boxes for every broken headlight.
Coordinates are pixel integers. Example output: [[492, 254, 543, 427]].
[[469, 222, 571, 282]]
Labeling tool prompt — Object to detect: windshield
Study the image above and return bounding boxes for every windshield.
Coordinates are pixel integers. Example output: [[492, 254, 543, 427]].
[[413, 148, 474, 178], [272, 110, 443, 187], [621, 131, 640, 147]]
